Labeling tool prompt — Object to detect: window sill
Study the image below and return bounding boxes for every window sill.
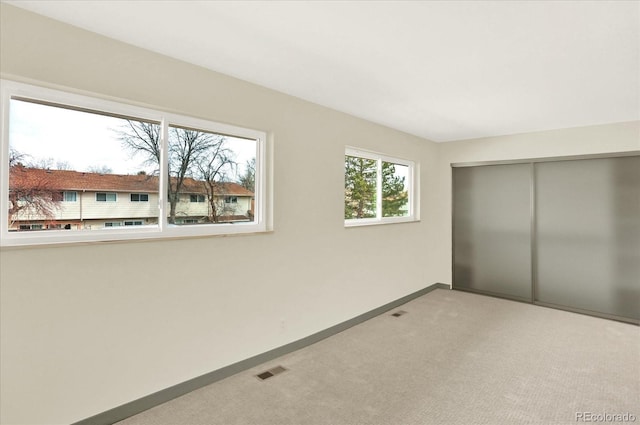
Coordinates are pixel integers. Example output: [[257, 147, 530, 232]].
[[0, 227, 273, 250], [344, 217, 419, 228]]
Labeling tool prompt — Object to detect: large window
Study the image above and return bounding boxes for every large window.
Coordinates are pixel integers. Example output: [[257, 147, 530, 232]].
[[344, 147, 417, 226], [1, 80, 268, 246]]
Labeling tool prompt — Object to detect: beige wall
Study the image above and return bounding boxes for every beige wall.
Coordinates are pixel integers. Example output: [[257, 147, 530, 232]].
[[0, 5, 440, 424], [1, 5, 638, 424]]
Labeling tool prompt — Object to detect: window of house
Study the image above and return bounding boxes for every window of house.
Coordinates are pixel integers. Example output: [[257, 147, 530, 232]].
[[177, 218, 200, 224], [62, 191, 77, 202], [225, 196, 238, 204], [1, 80, 268, 246], [96, 192, 117, 202], [130, 193, 149, 202], [344, 147, 417, 226], [18, 224, 43, 230]]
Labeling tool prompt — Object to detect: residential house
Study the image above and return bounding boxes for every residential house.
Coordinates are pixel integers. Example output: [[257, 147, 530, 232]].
[[8, 166, 254, 230]]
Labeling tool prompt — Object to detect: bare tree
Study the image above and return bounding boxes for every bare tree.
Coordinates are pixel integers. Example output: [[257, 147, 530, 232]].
[[119, 121, 235, 223], [8, 149, 61, 227], [239, 158, 255, 193], [30, 156, 54, 170], [118, 121, 162, 172], [8, 148, 25, 167], [195, 138, 237, 223], [87, 165, 113, 174], [55, 160, 73, 170], [29, 157, 73, 171]]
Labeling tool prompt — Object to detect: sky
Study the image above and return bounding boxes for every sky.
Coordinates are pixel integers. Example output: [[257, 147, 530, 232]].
[[9, 99, 256, 178]]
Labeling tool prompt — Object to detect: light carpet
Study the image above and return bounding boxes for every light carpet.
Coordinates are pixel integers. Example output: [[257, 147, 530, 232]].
[[117, 289, 639, 425]]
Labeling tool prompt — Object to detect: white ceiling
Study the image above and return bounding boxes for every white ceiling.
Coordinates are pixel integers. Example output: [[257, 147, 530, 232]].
[[5, 0, 640, 142]]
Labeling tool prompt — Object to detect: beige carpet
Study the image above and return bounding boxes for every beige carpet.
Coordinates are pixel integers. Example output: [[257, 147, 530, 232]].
[[117, 289, 640, 425]]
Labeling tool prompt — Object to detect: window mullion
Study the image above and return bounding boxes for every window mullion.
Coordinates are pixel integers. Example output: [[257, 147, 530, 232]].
[[159, 117, 169, 231], [376, 158, 382, 219]]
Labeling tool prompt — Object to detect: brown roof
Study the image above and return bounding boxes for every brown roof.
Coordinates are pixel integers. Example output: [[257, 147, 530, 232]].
[[9, 166, 254, 196], [179, 178, 254, 196]]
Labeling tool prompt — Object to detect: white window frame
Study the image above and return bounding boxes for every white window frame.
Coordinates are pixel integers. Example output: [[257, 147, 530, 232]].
[[344, 146, 418, 227], [96, 192, 117, 202], [0, 80, 269, 247], [63, 191, 77, 202], [130, 193, 149, 202]]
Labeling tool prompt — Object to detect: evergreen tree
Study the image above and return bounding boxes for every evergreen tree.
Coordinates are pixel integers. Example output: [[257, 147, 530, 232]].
[[344, 156, 377, 219], [344, 157, 408, 219], [381, 162, 408, 217]]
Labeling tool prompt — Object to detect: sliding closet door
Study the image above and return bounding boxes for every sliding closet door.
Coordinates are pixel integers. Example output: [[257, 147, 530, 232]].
[[453, 164, 532, 301], [535, 156, 640, 320]]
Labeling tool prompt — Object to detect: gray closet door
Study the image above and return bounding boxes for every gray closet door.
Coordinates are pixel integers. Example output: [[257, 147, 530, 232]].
[[453, 164, 532, 301], [535, 156, 640, 320]]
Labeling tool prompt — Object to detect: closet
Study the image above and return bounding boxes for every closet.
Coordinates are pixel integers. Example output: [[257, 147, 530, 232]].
[[452, 154, 639, 323]]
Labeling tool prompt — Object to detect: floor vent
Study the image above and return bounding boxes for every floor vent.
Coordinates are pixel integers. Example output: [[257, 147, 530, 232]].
[[391, 310, 407, 317], [256, 365, 288, 381]]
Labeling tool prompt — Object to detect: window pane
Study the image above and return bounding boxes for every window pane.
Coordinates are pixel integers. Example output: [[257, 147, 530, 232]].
[[344, 155, 377, 219], [382, 162, 409, 217], [8, 99, 160, 232], [96, 192, 116, 202], [63, 191, 77, 202], [167, 125, 256, 225]]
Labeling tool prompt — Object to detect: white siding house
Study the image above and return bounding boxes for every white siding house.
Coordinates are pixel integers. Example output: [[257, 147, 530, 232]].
[[8, 166, 254, 230]]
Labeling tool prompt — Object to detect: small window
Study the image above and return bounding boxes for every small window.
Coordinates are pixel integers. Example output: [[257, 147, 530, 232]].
[[344, 147, 416, 226], [190, 194, 205, 203], [104, 222, 122, 227], [96, 192, 117, 202], [224, 196, 238, 204], [63, 191, 77, 202], [177, 218, 200, 224], [19, 224, 43, 230], [124, 221, 143, 226], [130, 193, 149, 202]]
